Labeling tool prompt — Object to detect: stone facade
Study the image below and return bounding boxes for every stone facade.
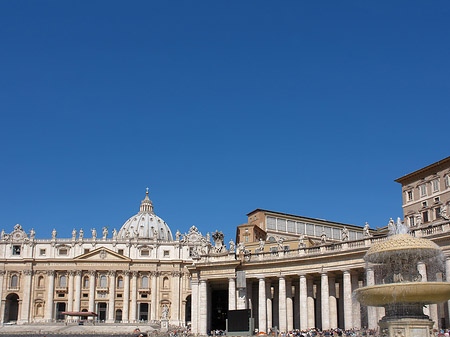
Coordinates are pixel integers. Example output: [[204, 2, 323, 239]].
[[0, 193, 214, 326]]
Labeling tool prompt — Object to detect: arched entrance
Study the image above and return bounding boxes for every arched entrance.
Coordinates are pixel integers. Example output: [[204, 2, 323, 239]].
[[4, 293, 19, 322], [185, 295, 191, 324]]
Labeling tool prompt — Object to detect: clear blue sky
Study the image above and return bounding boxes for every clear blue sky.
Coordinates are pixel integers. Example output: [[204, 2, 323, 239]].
[[1, 1, 449, 242]]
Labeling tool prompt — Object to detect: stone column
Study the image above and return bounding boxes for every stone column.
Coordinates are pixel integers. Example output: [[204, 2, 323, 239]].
[[286, 278, 293, 332], [107, 271, 116, 323], [366, 268, 377, 329], [247, 280, 253, 313], [418, 262, 438, 328], [343, 270, 353, 330], [0, 271, 4, 323], [130, 271, 137, 322], [266, 281, 272, 331], [446, 257, 450, 327], [321, 272, 330, 331], [278, 276, 287, 332], [199, 279, 208, 335], [88, 271, 96, 315], [306, 276, 315, 329], [191, 279, 199, 334], [45, 271, 55, 321], [171, 271, 181, 324], [151, 271, 158, 321], [351, 272, 361, 329], [123, 271, 130, 323], [67, 271, 75, 313], [74, 271, 82, 312], [20, 270, 33, 323], [299, 274, 308, 331], [328, 275, 337, 329], [258, 277, 267, 333], [228, 277, 236, 311]]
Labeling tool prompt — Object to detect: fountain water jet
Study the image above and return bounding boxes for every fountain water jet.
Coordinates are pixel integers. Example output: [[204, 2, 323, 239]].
[[354, 218, 450, 337]]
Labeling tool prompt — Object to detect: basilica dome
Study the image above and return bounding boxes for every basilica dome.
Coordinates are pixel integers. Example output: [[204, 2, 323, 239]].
[[118, 190, 173, 241]]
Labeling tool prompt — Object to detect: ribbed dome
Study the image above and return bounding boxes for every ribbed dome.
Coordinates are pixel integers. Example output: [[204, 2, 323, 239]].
[[118, 190, 173, 241]]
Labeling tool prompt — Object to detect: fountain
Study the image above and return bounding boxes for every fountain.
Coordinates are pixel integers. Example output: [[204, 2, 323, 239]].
[[354, 218, 450, 337]]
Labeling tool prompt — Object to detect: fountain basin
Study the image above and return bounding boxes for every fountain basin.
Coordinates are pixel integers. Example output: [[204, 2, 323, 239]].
[[354, 282, 450, 306]]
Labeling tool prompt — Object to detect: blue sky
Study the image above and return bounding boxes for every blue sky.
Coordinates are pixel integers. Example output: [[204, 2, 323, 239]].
[[0, 1, 449, 242]]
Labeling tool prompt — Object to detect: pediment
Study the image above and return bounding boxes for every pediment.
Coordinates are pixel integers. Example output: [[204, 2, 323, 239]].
[[74, 247, 131, 262]]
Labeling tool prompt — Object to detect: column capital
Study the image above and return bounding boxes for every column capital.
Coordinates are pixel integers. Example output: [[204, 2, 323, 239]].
[[150, 271, 160, 277], [23, 269, 33, 276], [75, 270, 82, 276], [68, 270, 76, 276], [172, 271, 182, 277], [298, 272, 307, 278], [132, 271, 139, 277], [0, 270, 6, 276], [46, 270, 55, 276], [343, 269, 351, 275], [107, 270, 116, 277], [88, 270, 97, 277], [123, 270, 132, 277]]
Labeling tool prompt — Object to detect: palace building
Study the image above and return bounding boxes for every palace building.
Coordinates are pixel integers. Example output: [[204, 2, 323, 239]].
[[1, 157, 450, 334]]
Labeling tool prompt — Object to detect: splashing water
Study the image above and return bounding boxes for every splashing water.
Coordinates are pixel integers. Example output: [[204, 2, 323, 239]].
[[388, 217, 409, 236]]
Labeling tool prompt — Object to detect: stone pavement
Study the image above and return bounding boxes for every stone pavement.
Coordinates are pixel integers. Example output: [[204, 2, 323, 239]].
[[0, 323, 157, 335]]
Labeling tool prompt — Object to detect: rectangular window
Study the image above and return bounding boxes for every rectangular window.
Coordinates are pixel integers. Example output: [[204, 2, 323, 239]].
[[420, 184, 427, 197], [432, 179, 439, 192], [83, 293, 88, 298], [40, 249, 46, 256], [422, 201, 427, 207], [141, 294, 148, 298], [59, 248, 68, 256], [332, 228, 340, 240], [141, 249, 149, 256], [287, 220, 295, 233], [267, 217, 276, 230], [435, 197, 440, 203], [407, 190, 413, 201], [163, 250, 170, 257], [409, 216, 415, 227], [435, 207, 441, 219], [58, 293, 65, 298], [296, 222, 305, 234], [324, 226, 332, 238], [423, 211, 429, 223], [118, 249, 124, 255], [315, 225, 323, 237], [445, 176, 450, 188], [349, 231, 357, 240], [12, 245, 21, 256], [117, 293, 122, 298], [306, 224, 314, 236], [84, 249, 90, 254], [277, 219, 286, 232]]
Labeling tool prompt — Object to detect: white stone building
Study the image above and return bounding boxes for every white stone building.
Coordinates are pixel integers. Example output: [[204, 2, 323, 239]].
[[0, 191, 213, 326]]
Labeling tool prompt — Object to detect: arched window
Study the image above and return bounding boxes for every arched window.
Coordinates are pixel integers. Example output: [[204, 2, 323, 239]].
[[83, 276, 89, 288], [163, 277, 169, 289], [141, 276, 148, 288], [38, 276, 44, 288], [99, 275, 107, 288], [59, 275, 67, 287], [10, 275, 18, 288], [117, 276, 123, 289]]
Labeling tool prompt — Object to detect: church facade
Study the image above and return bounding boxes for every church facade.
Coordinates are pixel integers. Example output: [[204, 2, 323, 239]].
[[0, 191, 214, 327]]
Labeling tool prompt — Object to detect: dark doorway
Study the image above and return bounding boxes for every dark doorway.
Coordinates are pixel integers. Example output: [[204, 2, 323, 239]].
[[4, 293, 19, 322], [81, 308, 88, 321], [185, 295, 191, 324], [55, 302, 66, 321], [98, 303, 107, 321], [211, 289, 228, 330], [115, 309, 122, 322], [139, 303, 149, 321]]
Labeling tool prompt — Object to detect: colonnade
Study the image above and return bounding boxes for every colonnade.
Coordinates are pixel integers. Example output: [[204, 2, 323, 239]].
[[191, 259, 450, 335]]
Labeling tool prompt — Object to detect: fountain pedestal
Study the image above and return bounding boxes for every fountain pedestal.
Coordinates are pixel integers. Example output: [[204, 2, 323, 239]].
[[378, 318, 434, 337]]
